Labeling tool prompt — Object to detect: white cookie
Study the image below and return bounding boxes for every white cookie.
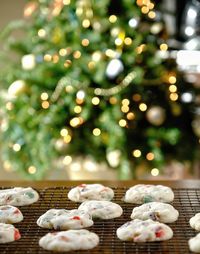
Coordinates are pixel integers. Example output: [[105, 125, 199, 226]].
[[68, 184, 114, 202], [78, 200, 123, 219], [0, 223, 21, 243], [37, 209, 93, 230], [131, 202, 179, 223], [0, 205, 23, 224], [0, 187, 39, 206], [39, 229, 99, 252], [116, 219, 173, 242], [124, 184, 174, 204], [190, 213, 200, 231], [189, 233, 200, 253]]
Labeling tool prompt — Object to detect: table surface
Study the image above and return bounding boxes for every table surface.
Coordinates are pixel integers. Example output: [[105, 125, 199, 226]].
[[0, 179, 199, 188]]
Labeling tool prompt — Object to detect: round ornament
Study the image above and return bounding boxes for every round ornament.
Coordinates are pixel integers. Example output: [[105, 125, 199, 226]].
[[146, 106, 166, 126]]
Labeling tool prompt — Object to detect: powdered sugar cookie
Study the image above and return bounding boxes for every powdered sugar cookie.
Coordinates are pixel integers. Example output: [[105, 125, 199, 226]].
[[0, 187, 39, 206], [116, 219, 173, 242], [39, 229, 99, 252], [0, 223, 21, 243], [189, 233, 200, 253], [68, 184, 114, 202], [190, 213, 200, 231], [78, 200, 123, 219], [131, 202, 179, 223], [0, 205, 23, 224], [124, 184, 174, 204], [37, 209, 93, 230]]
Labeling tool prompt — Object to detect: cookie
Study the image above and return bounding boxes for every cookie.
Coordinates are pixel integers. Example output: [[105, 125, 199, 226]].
[[189, 233, 200, 253], [0, 223, 21, 243], [131, 202, 179, 223], [190, 213, 200, 231], [0, 205, 23, 224], [39, 229, 99, 252], [124, 184, 174, 204], [0, 187, 39, 206], [68, 184, 114, 202], [78, 200, 123, 219], [37, 209, 93, 230], [116, 219, 173, 242]]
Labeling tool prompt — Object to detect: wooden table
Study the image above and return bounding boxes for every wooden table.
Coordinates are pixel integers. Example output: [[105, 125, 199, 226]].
[[0, 180, 199, 254], [0, 179, 199, 188]]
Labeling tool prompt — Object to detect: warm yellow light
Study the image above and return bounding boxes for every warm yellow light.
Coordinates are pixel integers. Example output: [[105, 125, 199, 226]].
[[28, 166, 37, 174], [143, 0, 151, 5], [63, 0, 70, 5], [169, 85, 177, 93], [52, 54, 59, 63], [74, 105, 82, 114], [76, 98, 84, 105], [59, 48, 67, 56], [64, 135, 72, 143], [82, 19, 90, 28], [92, 51, 102, 62], [41, 92, 49, 101], [170, 93, 178, 101], [92, 97, 100, 105], [93, 128, 101, 136], [136, 0, 143, 6], [70, 117, 80, 127], [109, 15, 117, 23], [6, 102, 13, 111], [149, 3, 154, 9], [160, 43, 168, 51], [151, 168, 159, 176], [115, 38, 123, 46], [132, 94, 141, 102], [132, 149, 141, 157], [109, 97, 117, 104], [124, 37, 132, 46], [63, 155, 72, 165], [139, 103, 147, 111], [169, 76, 177, 84], [38, 29, 46, 38], [127, 112, 135, 120], [73, 51, 81, 59], [3, 161, 12, 172], [121, 105, 129, 113], [105, 49, 116, 58], [148, 11, 156, 19], [146, 152, 155, 161], [81, 38, 90, 47], [60, 128, 68, 137], [41, 101, 50, 109], [122, 99, 130, 105], [119, 119, 127, 127], [88, 61, 95, 69], [44, 54, 52, 62], [141, 6, 149, 14], [136, 44, 146, 54], [13, 143, 21, 152], [76, 90, 85, 99], [64, 60, 72, 68], [65, 85, 73, 92]]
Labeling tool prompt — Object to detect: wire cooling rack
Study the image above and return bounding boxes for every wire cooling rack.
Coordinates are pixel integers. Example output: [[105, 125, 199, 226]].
[[0, 186, 199, 254]]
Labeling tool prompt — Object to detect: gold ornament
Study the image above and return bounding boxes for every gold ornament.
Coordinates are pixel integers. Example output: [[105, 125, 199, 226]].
[[146, 106, 166, 126]]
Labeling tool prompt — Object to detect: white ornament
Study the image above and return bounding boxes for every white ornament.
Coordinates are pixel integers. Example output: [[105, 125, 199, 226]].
[[21, 54, 36, 70], [106, 150, 121, 168], [106, 59, 124, 79], [8, 80, 26, 97]]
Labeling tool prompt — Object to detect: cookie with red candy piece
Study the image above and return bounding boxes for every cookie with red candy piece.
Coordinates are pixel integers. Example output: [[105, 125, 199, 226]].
[[0, 223, 21, 243], [39, 229, 99, 252], [37, 209, 93, 230], [68, 184, 114, 202], [0, 205, 23, 224], [116, 219, 173, 242]]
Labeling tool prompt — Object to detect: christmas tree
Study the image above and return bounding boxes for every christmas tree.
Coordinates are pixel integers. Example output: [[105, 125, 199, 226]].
[[0, 0, 198, 180]]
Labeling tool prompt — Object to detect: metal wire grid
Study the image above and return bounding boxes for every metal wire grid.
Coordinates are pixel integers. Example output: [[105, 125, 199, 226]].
[[0, 186, 199, 254]]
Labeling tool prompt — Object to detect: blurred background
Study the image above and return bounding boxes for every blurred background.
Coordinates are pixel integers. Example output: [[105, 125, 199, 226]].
[[0, 0, 199, 181]]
